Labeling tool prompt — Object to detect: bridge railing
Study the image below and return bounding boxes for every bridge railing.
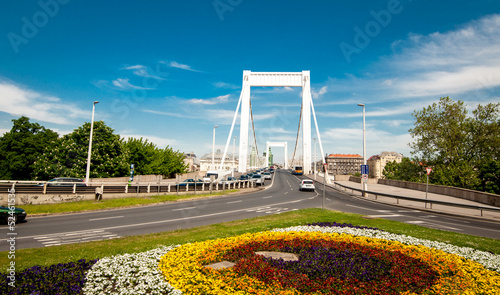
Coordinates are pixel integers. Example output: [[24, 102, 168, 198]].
[[332, 181, 500, 217], [0, 179, 260, 196]]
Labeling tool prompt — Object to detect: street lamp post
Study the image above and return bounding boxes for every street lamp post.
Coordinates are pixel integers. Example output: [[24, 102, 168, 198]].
[[313, 137, 317, 180], [232, 136, 237, 177], [85, 101, 99, 185], [357, 103, 367, 192], [212, 125, 218, 171]]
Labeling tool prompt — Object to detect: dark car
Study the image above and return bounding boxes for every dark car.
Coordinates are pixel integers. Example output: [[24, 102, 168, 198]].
[[178, 179, 204, 186], [239, 175, 249, 180], [44, 177, 86, 187], [0, 206, 27, 224]]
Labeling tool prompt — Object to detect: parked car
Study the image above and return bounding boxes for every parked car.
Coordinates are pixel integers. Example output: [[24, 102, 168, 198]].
[[263, 172, 272, 180], [299, 179, 315, 191], [239, 175, 249, 180], [178, 179, 204, 186], [220, 177, 237, 184], [0, 206, 27, 224], [44, 177, 86, 187], [250, 174, 265, 185]]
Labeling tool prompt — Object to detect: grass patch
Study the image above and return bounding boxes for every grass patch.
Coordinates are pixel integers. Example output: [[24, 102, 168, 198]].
[[20, 190, 239, 215], [1, 208, 499, 271]]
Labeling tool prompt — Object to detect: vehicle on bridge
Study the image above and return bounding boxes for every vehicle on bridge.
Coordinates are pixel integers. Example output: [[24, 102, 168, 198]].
[[292, 166, 303, 175], [250, 174, 265, 185], [178, 179, 204, 186], [299, 180, 315, 192], [38, 177, 86, 187]]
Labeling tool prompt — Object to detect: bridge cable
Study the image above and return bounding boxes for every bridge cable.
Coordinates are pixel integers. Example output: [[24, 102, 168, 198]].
[[249, 99, 260, 167], [290, 99, 303, 168]]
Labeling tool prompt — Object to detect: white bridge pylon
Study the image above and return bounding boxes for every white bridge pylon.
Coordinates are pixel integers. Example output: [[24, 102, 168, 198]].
[[265, 142, 288, 169], [220, 70, 326, 174]]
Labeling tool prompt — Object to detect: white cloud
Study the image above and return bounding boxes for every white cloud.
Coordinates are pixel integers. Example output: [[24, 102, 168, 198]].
[[123, 65, 166, 80], [188, 94, 231, 105], [0, 81, 87, 125], [319, 14, 500, 104], [164, 61, 200, 72], [112, 78, 153, 90], [312, 86, 328, 99], [214, 81, 239, 89]]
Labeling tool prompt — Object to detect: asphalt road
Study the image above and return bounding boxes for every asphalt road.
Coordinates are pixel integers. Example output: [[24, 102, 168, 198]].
[[1, 169, 499, 251]]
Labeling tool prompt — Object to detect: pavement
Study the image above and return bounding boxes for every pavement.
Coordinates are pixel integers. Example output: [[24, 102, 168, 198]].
[[317, 178, 500, 222]]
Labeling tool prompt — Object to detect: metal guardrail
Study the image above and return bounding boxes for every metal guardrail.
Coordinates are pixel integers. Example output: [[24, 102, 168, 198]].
[[0, 179, 262, 195], [333, 181, 500, 217]]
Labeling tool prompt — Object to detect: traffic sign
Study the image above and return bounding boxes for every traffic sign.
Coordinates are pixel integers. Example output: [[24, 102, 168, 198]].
[[362, 174, 368, 182], [361, 165, 369, 175], [426, 167, 432, 175]]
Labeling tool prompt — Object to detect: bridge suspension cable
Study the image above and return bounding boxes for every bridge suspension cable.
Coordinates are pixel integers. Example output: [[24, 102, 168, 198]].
[[290, 98, 303, 168], [249, 99, 260, 167]]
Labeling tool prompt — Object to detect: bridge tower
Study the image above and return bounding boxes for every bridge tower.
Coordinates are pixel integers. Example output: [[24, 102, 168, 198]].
[[219, 71, 326, 175]]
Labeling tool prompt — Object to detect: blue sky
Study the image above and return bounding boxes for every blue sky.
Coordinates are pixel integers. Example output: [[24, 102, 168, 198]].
[[1, 0, 500, 164]]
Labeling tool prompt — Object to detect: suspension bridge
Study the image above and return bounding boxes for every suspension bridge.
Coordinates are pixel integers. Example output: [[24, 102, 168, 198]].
[[219, 71, 326, 174]]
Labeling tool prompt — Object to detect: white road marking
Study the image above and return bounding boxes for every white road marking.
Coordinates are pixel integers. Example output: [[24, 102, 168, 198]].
[[227, 200, 242, 204], [172, 207, 196, 211], [89, 216, 124, 221]]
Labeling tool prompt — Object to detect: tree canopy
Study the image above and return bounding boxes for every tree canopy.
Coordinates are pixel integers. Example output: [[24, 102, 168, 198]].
[[0, 116, 188, 181], [0, 116, 58, 180], [33, 121, 129, 180], [388, 97, 500, 193]]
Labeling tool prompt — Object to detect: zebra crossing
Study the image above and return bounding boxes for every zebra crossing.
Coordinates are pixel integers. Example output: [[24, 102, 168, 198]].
[[33, 229, 121, 247]]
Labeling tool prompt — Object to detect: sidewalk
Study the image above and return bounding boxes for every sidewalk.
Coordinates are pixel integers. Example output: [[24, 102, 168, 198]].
[[327, 179, 500, 222]]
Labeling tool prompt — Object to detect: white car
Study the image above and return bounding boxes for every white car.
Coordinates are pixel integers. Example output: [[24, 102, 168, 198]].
[[250, 174, 265, 185], [299, 180, 315, 191], [263, 172, 272, 180]]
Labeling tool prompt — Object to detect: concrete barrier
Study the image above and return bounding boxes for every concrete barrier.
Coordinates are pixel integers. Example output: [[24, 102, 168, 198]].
[[378, 179, 500, 207]]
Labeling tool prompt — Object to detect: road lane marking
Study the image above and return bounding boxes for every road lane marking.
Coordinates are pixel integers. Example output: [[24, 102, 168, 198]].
[[368, 214, 403, 218], [89, 216, 124, 221], [227, 200, 242, 204], [263, 196, 273, 199], [172, 207, 196, 211]]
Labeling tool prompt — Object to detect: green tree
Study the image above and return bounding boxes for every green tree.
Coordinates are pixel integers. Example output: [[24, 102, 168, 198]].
[[409, 97, 499, 191], [122, 138, 187, 178], [122, 138, 158, 175], [0, 116, 58, 180], [476, 159, 500, 194], [383, 158, 425, 182], [33, 121, 128, 180]]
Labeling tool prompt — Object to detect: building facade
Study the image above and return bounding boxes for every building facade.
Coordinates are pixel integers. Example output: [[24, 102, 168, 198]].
[[367, 151, 403, 179], [325, 154, 363, 175], [183, 153, 199, 172], [199, 149, 238, 172]]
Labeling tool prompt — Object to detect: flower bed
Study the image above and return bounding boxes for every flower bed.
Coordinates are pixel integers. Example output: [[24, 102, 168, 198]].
[[3, 223, 500, 294], [159, 228, 500, 294], [0, 259, 97, 295]]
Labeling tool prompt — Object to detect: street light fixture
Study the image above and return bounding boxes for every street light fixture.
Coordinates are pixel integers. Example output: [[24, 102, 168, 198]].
[[212, 125, 219, 171], [357, 103, 367, 192], [85, 101, 99, 185]]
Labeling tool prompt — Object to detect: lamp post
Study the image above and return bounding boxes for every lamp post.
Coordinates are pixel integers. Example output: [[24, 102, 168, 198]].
[[313, 137, 317, 179], [232, 136, 237, 177], [85, 101, 99, 185], [357, 103, 367, 192], [212, 125, 218, 171]]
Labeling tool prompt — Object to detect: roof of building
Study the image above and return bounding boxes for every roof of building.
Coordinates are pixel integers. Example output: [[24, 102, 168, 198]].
[[327, 154, 362, 158], [368, 155, 380, 161]]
